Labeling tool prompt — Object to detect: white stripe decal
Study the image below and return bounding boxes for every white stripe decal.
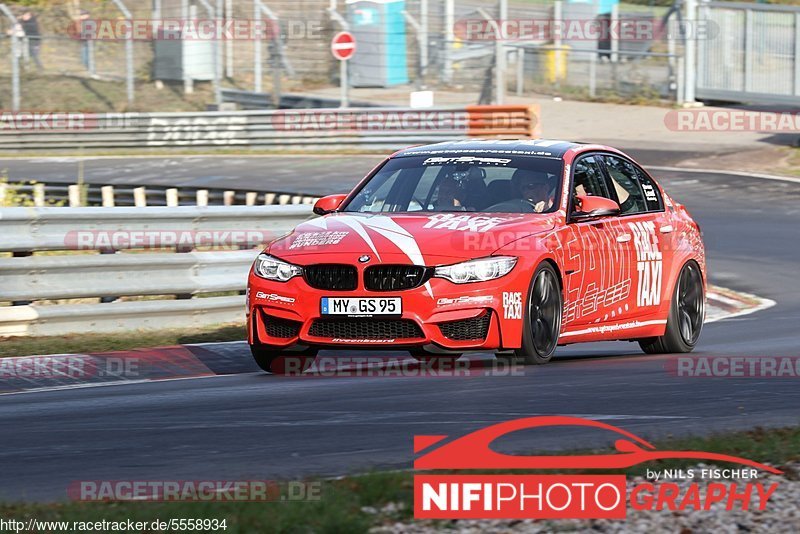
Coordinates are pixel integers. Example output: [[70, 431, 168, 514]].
[[533, 140, 561, 147], [363, 220, 424, 265], [360, 216, 433, 298], [364, 228, 431, 297], [333, 216, 382, 261], [327, 215, 433, 298], [560, 319, 667, 338], [304, 218, 329, 230]]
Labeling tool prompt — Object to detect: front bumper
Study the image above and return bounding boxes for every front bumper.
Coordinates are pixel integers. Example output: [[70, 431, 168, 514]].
[[246, 265, 531, 351]]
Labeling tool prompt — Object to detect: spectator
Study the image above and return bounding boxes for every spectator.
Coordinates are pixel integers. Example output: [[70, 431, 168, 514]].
[[19, 10, 42, 70]]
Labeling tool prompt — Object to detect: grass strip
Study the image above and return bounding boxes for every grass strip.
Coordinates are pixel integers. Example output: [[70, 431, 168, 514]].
[[0, 324, 246, 358], [1, 426, 797, 533]]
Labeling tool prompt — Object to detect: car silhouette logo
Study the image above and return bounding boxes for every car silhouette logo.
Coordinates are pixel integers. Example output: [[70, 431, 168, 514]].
[[358, 255, 371, 263], [414, 416, 782, 473]]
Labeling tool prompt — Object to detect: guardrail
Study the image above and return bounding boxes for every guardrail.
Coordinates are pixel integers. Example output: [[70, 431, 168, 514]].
[[0, 205, 314, 337], [0, 181, 320, 208], [220, 89, 379, 110], [0, 105, 541, 152]]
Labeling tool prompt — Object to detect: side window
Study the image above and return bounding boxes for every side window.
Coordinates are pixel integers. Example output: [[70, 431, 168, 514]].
[[572, 156, 611, 205], [602, 156, 648, 215], [637, 170, 664, 212]]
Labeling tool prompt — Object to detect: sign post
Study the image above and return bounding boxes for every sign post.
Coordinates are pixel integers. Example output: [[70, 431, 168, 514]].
[[331, 31, 356, 108]]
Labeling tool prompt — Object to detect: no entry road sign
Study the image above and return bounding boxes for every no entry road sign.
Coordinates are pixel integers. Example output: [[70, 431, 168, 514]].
[[331, 31, 356, 61]]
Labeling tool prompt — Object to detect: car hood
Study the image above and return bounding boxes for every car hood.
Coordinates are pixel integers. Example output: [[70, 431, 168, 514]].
[[268, 212, 557, 263]]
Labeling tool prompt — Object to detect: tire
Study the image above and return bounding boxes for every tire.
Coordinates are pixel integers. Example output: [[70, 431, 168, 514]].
[[639, 260, 704, 354], [514, 262, 563, 365], [250, 344, 317, 375]]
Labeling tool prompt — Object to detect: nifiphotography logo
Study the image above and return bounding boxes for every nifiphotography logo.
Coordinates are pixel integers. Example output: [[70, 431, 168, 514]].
[[413, 416, 781, 519]]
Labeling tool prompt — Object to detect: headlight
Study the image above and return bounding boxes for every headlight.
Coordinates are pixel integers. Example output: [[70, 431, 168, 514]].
[[434, 256, 517, 284], [253, 254, 303, 282]]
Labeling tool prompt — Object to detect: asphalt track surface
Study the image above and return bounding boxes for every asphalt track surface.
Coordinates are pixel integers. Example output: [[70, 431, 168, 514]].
[[0, 148, 714, 195], [1, 159, 800, 502]]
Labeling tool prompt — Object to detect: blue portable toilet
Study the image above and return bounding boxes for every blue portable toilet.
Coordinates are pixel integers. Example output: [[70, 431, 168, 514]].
[[567, 0, 618, 15], [346, 0, 409, 87]]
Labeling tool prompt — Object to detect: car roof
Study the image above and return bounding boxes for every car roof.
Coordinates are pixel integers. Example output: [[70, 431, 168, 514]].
[[392, 139, 585, 159]]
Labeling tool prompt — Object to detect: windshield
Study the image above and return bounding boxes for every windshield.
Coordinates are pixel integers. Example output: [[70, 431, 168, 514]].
[[342, 155, 564, 214]]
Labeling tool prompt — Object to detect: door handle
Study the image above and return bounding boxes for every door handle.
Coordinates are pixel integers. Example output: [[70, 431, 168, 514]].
[[616, 234, 631, 243], [660, 225, 674, 234]]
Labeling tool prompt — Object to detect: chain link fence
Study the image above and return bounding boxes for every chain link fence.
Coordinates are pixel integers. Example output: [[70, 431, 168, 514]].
[[0, 0, 682, 111]]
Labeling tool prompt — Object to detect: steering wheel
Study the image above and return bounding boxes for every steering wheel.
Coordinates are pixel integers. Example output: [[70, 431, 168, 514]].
[[483, 198, 537, 213]]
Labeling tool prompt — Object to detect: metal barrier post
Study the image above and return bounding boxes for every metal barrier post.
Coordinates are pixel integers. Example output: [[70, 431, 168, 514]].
[[270, 40, 282, 107], [196, 0, 221, 106], [554, 0, 563, 91], [183, 0, 194, 94], [111, 0, 134, 104], [684, 0, 697, 103], [668, 11, 677, 98], [216, 0, 224, 106], [225, 0, 234, 77], [498, 0, 507, 104], [254, 2, 262, 93], [443, 0, 454, 84], [610, 3, 619, 64], [87, 40, 96, 76], [744, 7, 753, 93], [420, 0, 428, 83], [10, 251, 32, 306]]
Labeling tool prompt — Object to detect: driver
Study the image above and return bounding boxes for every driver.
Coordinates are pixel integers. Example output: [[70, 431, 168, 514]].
[[511, 169, 555, 213], [434, 176, 464, 210]]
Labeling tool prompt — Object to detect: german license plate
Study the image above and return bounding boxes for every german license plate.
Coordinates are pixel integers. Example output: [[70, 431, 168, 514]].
[[321, 297, 402, 316]]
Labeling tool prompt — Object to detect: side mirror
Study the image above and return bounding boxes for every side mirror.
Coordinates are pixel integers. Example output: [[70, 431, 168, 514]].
[[571, 195, 620, 221], [313, 194, 347, 216]]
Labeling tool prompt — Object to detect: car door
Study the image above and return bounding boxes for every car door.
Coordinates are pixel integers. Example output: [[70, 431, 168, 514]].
[[600, 154, 670, 320], [561, 154, 636, 327]]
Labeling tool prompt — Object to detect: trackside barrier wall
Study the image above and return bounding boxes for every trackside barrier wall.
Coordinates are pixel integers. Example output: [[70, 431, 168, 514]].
[[0, 105, 541, 152], [0, 205, 314, 337]]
